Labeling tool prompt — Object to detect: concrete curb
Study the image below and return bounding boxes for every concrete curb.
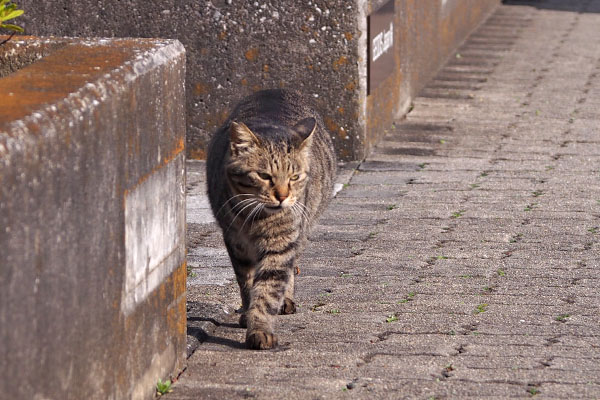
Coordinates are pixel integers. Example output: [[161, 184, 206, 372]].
[[0, 37, 187, 400]]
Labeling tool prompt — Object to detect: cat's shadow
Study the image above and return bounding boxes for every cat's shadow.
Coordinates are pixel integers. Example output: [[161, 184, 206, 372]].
[[187, 316, 246, 350], [187, 318, 291, 351], [204, 333, 246, 349]]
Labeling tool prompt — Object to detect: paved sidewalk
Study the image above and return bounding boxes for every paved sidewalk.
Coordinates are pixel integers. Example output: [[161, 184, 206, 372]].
[[174, 2, 600, 398]]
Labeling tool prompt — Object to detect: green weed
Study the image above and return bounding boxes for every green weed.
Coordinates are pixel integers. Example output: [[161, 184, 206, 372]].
[[451, 210, 466, 219], [156, 379, 172, 396], [528, 386, 540, 396], [0, 1, 24, 34], [474, 303, 488, 314], [555, 314, 570, 322], [509, 233, 523, 243], [187, 265, 197, 278]]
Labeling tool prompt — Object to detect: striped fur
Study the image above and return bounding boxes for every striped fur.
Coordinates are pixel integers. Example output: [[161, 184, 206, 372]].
[[207, 89, 336, 349]]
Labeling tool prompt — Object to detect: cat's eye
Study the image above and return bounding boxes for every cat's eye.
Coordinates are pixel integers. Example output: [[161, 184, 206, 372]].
[[258, 172, 272, 181], [290, 174, 300, 181]]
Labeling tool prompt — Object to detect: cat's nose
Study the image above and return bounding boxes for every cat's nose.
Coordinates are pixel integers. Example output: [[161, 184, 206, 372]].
[[275, 188, 289, 202], [276, 192, 288, 202]]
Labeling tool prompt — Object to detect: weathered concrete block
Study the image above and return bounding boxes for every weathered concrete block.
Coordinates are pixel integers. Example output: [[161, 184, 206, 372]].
[[18, 0, 498, 161], [0, 36, 186, 400]]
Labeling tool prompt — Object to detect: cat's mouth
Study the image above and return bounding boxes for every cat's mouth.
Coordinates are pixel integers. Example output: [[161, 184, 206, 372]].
[[264, 200, 293, 211]]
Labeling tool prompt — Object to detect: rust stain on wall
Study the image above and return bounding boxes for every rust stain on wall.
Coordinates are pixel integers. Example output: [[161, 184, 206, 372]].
[[244, 47, 259, 62], [194, 82, 210, 96], [332, 56, 348, 71], [324, 116, 348, 142], [126, 137, 184, 194], [0, 42, 132, 126], [188, 148, 206, 160], [167, 263, 187, 336]]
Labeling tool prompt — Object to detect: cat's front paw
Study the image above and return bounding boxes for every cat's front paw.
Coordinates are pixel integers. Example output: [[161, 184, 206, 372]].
[[239, 313, 247, 328], [280, 298, 296, 315], [246, 329, 278, 350]]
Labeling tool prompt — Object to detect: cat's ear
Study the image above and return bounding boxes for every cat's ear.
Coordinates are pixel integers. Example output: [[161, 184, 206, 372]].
[[293, 117, 316, 151], [229, 121, 260, 156]]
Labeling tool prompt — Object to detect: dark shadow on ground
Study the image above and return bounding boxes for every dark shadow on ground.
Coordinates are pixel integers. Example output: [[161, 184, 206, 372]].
[[203, 334, 246, 350], [503, 0, 600, 13]]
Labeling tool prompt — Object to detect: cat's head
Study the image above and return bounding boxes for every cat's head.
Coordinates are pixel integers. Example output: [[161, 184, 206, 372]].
[[225, 118, 315, 213]]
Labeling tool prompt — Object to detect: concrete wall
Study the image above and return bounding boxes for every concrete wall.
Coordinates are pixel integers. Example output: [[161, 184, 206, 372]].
[[17, 0, 498, 162], [0, 37, 187, 400], [364, 0, 501, 154]]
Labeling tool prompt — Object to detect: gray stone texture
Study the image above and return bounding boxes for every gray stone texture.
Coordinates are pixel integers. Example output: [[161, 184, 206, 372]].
[[179, 1, 600, 398], [16, 0, 497, 161], [0, 38, 187, 399]]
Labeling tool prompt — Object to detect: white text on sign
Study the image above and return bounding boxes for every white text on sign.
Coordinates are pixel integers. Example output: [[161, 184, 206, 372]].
[[372, 22, 394, 62]]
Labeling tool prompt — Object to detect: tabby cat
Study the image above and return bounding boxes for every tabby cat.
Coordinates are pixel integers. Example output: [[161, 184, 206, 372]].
[[206, 89, 336, 349]]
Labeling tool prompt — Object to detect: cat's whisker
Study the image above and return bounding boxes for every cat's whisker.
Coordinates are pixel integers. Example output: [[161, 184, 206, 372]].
[[240, 202, 264, 232], [291, 204, 308, 227], [250, 204, 265, 231], [229, 197, 256, 211], [215, 193, 254, 217], [224, 198, 257, 217], [225, 200, 258, 233], [293, 201, 311, 225], [294, 200, 309, 213], [289, 204, 299, 222]]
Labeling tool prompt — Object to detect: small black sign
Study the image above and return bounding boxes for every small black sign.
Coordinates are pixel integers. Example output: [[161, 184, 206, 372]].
[[367, 0, 395, 95]]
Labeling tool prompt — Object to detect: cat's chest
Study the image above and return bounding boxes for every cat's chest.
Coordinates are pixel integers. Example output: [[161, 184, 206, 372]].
[[229, 212, 300, 255]]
